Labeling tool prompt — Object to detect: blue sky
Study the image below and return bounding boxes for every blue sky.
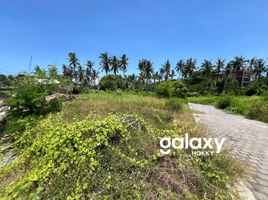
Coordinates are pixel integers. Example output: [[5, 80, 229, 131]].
[[0, 0, 268, 75]]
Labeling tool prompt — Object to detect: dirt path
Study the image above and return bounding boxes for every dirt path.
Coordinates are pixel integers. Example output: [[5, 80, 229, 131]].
[[189, 103, 268, 200]]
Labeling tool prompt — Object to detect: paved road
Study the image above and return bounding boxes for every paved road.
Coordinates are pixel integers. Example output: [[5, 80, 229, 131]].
[[189, 103, 268, 200]]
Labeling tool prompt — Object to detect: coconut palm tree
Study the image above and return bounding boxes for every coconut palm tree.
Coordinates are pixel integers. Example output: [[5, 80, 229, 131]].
[[91, 69, 99, 86], [68, 52, 80, 82], [230, 56, 247, 81], [185, 58, 197, 79], [99, 52, 110, 74], [77, 65, 84, 83], [253, 59, 266, 80], [110, 56, 119, 77], [120, 54, 128, 76], [201, 60, 213, 77], [170, 70, 175, 80], [120, 54, 128, 87], [176, 59, 186, 79], [63, 64, 72, 79], [223, 63, 232, 91], [162, 60, 171, 80], [85, 60, 94, 85], [138, 59, 147, 85], [215, 58, 225, 76], [144, 60, 154, 89]]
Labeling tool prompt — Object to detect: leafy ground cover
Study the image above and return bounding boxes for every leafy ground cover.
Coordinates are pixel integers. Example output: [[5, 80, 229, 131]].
[[189, 95, 268, 123], [0, 92, 243, 199]]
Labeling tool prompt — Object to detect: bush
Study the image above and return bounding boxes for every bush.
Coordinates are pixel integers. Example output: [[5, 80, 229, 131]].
[[155, 80, 173, 97], [99, 75, 124, 90], [172, 80, 188, 98], [247, 102, 268, 123], [216, 97, 231, 109], [166, 98, 183, 111], [6, 78, 61, 116], [155, 80, 188, 98]]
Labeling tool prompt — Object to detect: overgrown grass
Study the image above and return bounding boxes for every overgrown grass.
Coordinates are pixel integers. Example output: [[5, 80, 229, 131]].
[[189, 95, 268, 123], [0, 91, 243, 199]]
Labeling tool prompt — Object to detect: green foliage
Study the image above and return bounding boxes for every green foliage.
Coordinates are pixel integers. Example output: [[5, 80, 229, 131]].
[[172, 80, 188, 98], [0, 111, 241, 199], [190, 95, 268, 123], [245, 79, 268, 96], [166, 98, 183, 111], [246, 101, 268, 122], [216, 97, 231, 109], [6, 78, 61, 116], [99, 74, 124, 90], [156, 80, 188, 98], [155, 80, 173, 97]]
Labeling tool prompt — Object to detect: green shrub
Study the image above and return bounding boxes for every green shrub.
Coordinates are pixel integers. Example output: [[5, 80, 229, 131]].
[[166, 98, 183, 111], [216, 97, 231, 109], [99, 75, 124, 90], [155, 80, 173, 97], [247, 102, 268, 123], [6, 78, 61, 116], [172, 80, 188, 98], [155, 80, 188, 98]]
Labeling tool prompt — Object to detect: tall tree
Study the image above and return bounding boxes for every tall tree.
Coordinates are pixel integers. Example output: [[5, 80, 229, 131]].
[[99, 52, 110, 74], [176, 59, 186, 79], [230, 56, 247, 82], [91, 69, 99, 86], [48, 65, 58, 79], [119, 54, 128, 77], [223, 63, 232, 91], [215, 58, 225, 75], [138, 59, 147, 85], [201, 60, 213, 77], [110, 56, 119, 77], [120, 54, 128, 88], [185, 58, 197, 79], [144, 60, 154, 85], [68, 52, 80, 82], [77, 65, 84, 83], [63, 64, 72, 79], [253, 59, 266, 80], [161, 60, 171, 80]]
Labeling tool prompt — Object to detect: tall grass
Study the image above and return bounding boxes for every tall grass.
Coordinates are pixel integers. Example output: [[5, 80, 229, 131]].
[[189, 95, 268, 123]]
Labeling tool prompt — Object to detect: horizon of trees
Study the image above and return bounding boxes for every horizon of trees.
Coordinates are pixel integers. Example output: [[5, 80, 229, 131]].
[[1, 52, 268, 93]]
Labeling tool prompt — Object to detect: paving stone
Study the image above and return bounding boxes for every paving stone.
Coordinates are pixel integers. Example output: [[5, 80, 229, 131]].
[[189, 103, 268, 200]]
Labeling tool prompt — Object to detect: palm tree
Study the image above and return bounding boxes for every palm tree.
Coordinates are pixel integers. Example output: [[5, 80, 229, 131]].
[[176, 59, 186, 79], [144, 60, 154, 89], [162, 60, 171, 80], [110, 56, 119, 77], [230, 56, 247, 82], [185, 58, 197, 79], [68, 52, 80, 82], [201, 60, 213, 77], [91, 69, 99, 86], [170, 70, 175, 80], [223, 63, 232, 91], [215, 58, 225, 76], [138, 59, 147, 85], [99, 52, 110, 74], [120, 54, 128, 76], [85, 60, 94, 85], [63, 64, 72, 79], [48, 65, 58, 79], [120, 54, 128, 88], [253, 59, 266, 80], [77, 65, 84, 83]]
